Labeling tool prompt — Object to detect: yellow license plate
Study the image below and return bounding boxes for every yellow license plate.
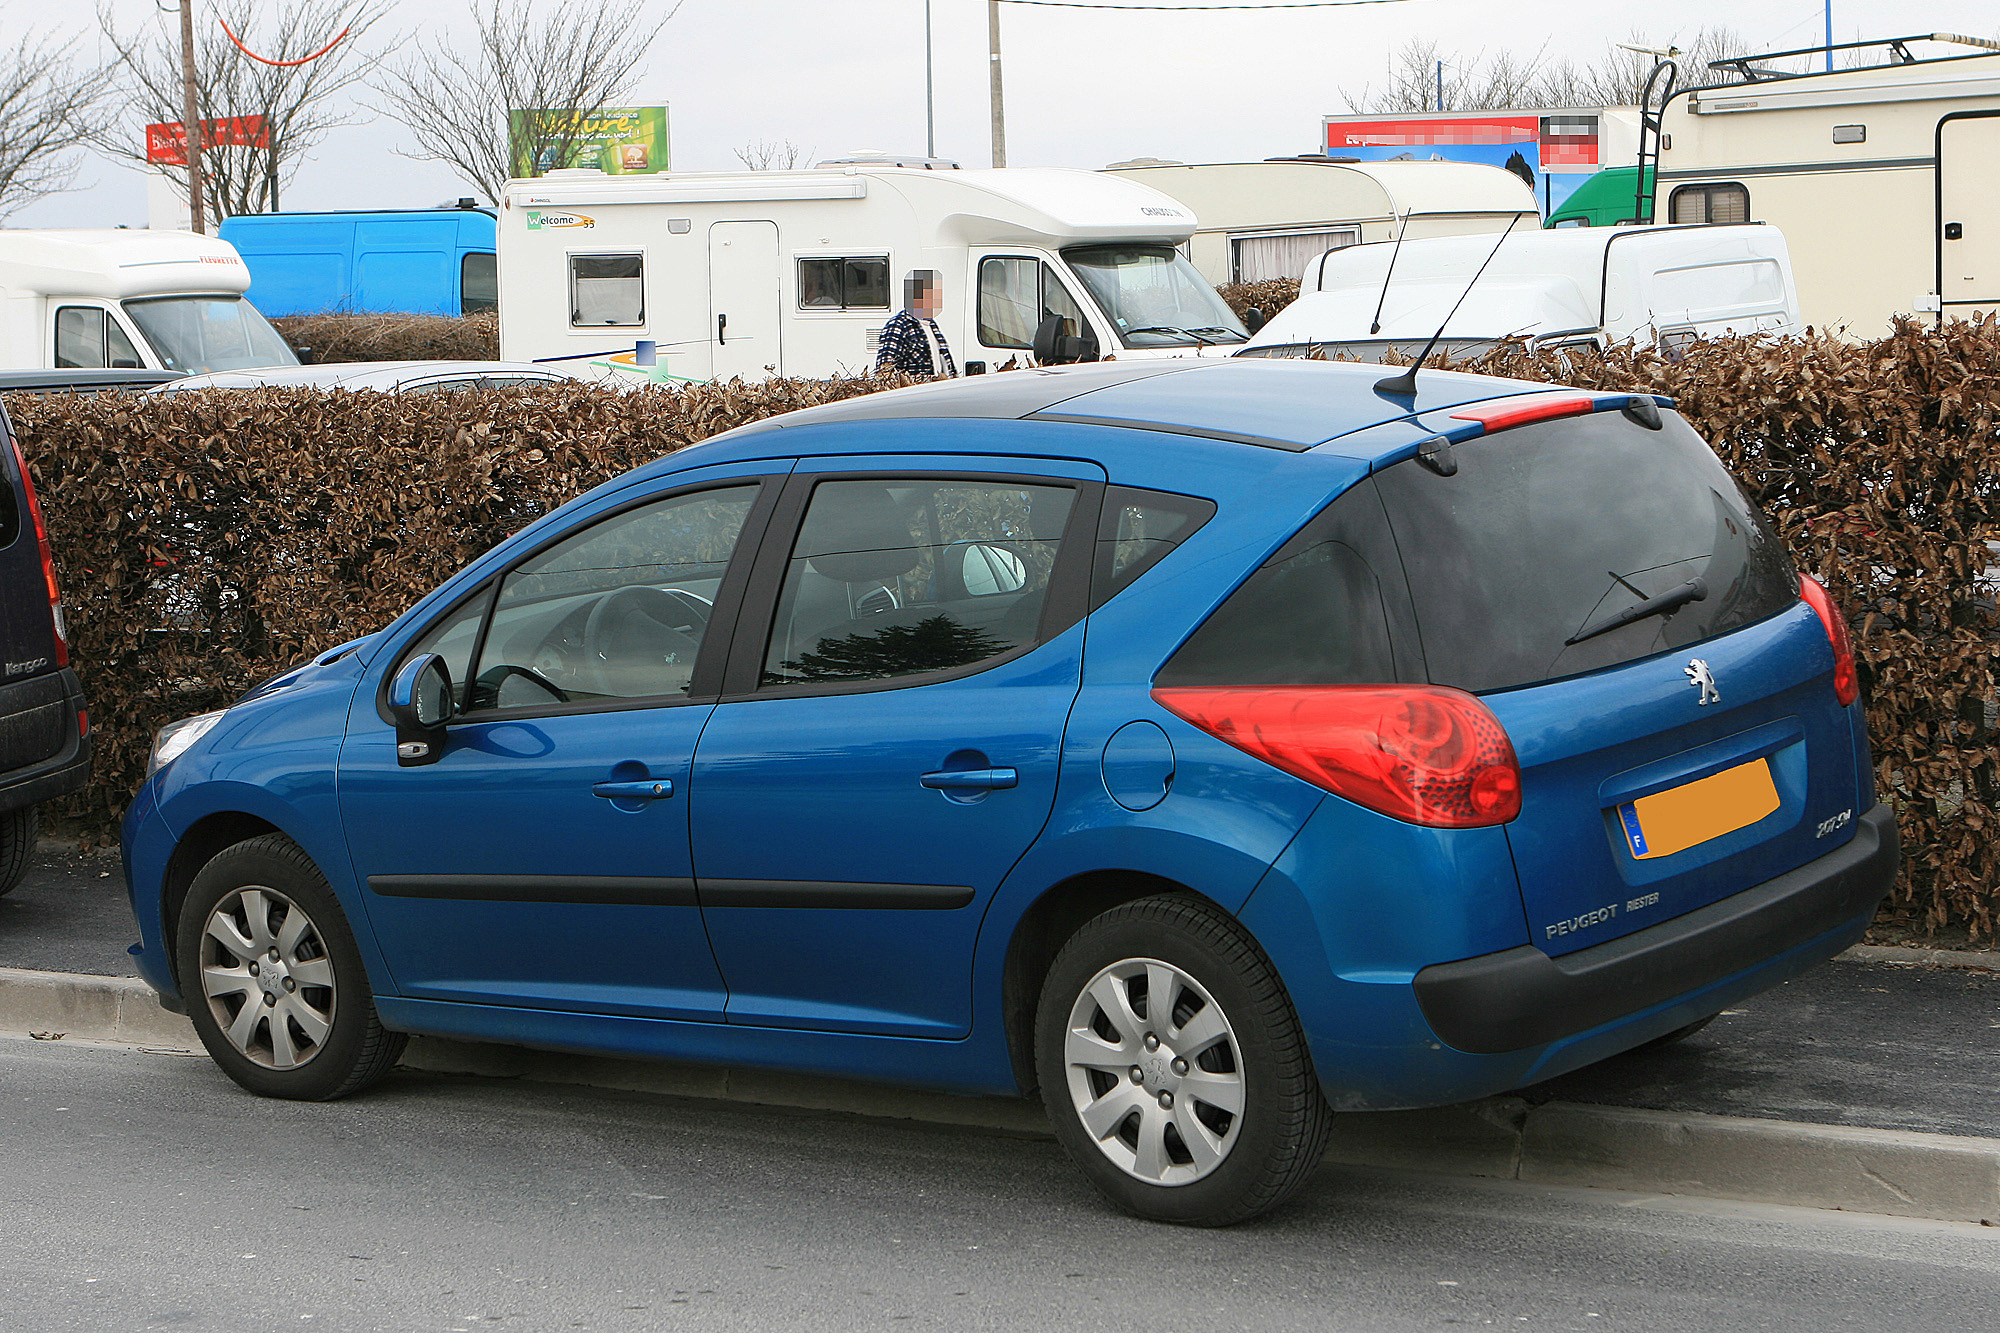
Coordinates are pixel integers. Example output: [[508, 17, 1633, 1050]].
[[1617, 758, 1780, 860]]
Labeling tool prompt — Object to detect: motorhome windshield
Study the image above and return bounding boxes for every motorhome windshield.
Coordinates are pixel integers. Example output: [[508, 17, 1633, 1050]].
[[122, 295, 298, 373], [1064, 246, 1248, 348]]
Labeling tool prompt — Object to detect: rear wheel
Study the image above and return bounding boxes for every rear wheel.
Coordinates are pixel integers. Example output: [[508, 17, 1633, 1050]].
[[0, 806, 36, 897], [1035, 895, 1331, 1226], [177, 833, 404, 1100]]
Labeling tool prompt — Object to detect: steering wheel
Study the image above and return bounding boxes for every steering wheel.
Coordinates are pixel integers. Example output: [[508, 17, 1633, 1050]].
[[581, 586, 706, 697], [471, 663, 569, 710]]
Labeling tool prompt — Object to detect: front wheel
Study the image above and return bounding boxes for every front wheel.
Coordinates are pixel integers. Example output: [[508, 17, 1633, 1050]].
[[177, 833, 405, 1100], [1035, 895, 1331, 1226]]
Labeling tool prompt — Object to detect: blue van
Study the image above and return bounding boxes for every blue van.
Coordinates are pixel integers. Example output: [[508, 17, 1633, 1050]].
[[218, 207, 497, 319]]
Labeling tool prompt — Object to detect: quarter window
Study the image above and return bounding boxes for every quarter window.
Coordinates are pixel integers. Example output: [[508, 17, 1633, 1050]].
[[798, 257, 890, 310], [570, 253, 644, 326], [417, 485, 758, 711], [1669, 183, 1750, 225], [1093, 487, 1215, 609], [762, 478, 1076, 688]]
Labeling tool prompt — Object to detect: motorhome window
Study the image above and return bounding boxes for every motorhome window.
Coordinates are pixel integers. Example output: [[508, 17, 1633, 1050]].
[[798, 257, 890, 310], [1064, 245, 1249, 348], [1230, 230, 1358, 284], [1669, 183, 1749, 226], [54, 307, 143, 370], [461, 252, 498, 315], [122, 296, 297, 373], [570, 254, 645, 326], [977, 258, 1089, 349]]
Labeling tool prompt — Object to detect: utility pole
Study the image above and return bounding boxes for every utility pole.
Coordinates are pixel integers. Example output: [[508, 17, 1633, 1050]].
[[1823, 2, 1833, 71], [925, 0, 936, 159], [988, 0, 1006, 168], [178, 0, 206, 234], [1435, 60, 1444, 112]]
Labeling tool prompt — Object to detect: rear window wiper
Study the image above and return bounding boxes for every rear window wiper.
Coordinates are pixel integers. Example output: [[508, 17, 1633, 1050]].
[[1565, 576, 1708, 647]]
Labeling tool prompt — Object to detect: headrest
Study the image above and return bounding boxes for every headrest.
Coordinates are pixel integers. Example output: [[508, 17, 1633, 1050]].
[[801, 485, 923, 584]]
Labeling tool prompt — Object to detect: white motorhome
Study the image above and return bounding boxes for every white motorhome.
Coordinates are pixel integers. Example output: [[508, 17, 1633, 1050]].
[[1102, 159, 1539, 285], [0, 230, 298, 373], [1652, 33, 2000, 335], [1238, 223, 1800, 361], [496, 165, 1252, 383]]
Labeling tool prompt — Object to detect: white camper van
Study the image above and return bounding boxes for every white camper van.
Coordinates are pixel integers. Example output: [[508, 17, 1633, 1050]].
[[1102, 159, 1539, 285], [1652, 33, 2000, 335], [496, 165, 1251, 383], [1238, 223, 1800, 361], [0, 230, 298, 373]]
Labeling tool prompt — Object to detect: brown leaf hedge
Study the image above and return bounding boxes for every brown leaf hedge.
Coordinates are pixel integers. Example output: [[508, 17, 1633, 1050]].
[[7, 322, 1997, 941], [268, 311, 500, 363]]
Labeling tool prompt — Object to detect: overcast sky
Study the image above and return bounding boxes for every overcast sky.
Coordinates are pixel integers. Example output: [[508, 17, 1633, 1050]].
[[8, 0, 2000, 227]]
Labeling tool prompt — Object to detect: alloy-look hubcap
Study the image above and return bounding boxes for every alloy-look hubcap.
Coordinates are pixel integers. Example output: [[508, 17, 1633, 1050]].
[[1063, 957, 1245, 1186], [199, 886, 337, 1070]]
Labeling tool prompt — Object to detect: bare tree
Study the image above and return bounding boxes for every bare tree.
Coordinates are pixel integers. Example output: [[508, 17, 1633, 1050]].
[[734, 139, 809, 171], [372, 0, 673, 204], [1532, 28, 1756, 105], [1342, 28, 1755, 114], [97, 0, 392, 220], [0, 29, 116, 218]]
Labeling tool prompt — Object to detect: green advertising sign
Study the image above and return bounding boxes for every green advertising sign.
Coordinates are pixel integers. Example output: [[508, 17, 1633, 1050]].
[[509, 105, 670, 178]]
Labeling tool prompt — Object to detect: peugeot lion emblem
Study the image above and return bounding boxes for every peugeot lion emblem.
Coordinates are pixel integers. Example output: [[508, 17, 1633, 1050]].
[[1685, 658, 1720, 706]]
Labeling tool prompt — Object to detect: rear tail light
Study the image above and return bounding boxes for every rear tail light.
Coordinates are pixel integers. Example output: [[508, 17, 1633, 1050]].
[[1798, 574, 1859, 707], [1152, 685, 1521, 827], [9, 436, 66, 668]]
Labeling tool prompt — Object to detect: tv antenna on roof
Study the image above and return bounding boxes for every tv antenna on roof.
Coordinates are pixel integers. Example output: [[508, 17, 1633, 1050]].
[[1374, 210, 1534, 399]]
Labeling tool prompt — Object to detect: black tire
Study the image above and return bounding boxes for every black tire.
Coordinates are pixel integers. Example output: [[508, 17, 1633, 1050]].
[[176, 833, 405, 1100], [1034, 894, 1332, 1226], [1632, 1014, 1718, 1053], [0, 805, 36, 897]]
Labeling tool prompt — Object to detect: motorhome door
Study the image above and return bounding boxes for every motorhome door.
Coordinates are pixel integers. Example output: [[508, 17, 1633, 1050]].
[[710, 222, 782, 379], [1938, 113, 2000, 317]]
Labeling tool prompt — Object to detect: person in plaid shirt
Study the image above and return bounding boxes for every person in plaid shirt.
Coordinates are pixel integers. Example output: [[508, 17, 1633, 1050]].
[[875, 270, 958, 377]]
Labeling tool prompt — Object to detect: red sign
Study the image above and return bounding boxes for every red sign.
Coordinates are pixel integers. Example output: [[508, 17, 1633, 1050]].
[[1325, 115, 1540, 150], [145, 115, 270, 166]]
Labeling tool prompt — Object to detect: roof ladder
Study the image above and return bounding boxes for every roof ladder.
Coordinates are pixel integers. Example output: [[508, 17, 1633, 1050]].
[[1632, 59, 1677, 225]]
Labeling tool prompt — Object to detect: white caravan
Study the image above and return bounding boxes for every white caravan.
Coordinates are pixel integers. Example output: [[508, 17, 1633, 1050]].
[[1652, 33, 2000, 335], [0, 230, 298, 373], [1102, 159, 1539, 285], [1238, 224, 1800, 361], [496, 165, 1252, 383]]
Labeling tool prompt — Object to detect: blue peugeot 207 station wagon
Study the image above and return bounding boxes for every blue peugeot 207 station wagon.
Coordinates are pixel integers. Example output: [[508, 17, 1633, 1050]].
[[124, 357, 1895, 1226]]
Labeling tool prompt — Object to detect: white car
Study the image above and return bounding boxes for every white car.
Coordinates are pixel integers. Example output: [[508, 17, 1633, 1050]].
[[148, 360, 623, 394]]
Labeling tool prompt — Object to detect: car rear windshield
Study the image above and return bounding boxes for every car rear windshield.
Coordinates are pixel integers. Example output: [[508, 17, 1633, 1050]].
[[1158, 408, 1797, 694]]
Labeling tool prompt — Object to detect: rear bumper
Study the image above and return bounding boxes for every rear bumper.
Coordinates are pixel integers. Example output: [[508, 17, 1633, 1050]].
[[1413, 802, 1898, 1054], [0, 668, 90, 816]]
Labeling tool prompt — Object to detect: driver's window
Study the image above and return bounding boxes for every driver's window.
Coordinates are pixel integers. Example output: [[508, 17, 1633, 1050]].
[[977, 258, 1089, 349], [464, 484, 758, 709]]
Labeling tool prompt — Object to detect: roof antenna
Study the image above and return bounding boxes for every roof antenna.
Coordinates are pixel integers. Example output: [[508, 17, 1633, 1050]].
[[1367, 210, 1410, 335], [1374, 210, 1533, 400]]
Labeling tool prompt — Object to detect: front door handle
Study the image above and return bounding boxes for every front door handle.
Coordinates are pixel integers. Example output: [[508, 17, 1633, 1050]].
[[592, 779, 675, 800], [919, 768, 1017, 791]]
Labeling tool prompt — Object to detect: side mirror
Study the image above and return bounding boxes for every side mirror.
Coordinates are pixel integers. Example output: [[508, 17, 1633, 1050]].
[[387, 653, 454, 766], [961, 542, 1028, 596], [292, 345, 317, 365], [1033, 314, 1100, 366], [1243, 307, 1267, 335]]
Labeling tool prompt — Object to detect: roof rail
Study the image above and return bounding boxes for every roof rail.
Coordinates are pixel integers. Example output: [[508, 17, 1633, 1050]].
[[1708, 32, 2000, 82]]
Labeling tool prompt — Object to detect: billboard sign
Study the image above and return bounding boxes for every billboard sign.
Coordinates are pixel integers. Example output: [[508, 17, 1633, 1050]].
[[509, 105, 670, 178], [1322, 112, 1604, 213], [146, 115, 270, 166]]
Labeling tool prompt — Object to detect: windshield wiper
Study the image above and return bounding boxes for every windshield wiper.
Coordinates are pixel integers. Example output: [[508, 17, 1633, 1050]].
[[1124, 325, 1211, 346], [1185, 326, 1248, 341], [1565, 576, 1708, 647]]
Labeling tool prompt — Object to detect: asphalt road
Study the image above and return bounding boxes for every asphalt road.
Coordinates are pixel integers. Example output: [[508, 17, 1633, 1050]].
[[5, 1037, 1999, 1333]]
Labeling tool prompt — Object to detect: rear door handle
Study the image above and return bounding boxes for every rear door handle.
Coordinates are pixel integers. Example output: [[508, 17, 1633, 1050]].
[[592, 779, 675, 799], [919, 768, 1017, 790]]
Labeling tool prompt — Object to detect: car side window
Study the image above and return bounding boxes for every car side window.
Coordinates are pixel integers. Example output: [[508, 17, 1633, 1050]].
[[54, 307, 142, 370], [761, 478, 1076, 688], [1092, 486, 1216, 609], [436, 485, 758, 710]]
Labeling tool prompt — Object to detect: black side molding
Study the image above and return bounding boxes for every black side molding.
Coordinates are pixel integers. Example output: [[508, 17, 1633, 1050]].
[[1414, 804, 1899, 1054], [700, 879, 975, 910], [368, 875, 699, 907]]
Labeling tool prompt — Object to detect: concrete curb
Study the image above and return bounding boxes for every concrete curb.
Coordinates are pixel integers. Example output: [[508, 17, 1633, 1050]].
[[1843, 943, 2000, 972], [5, 965, 1996, 1225]]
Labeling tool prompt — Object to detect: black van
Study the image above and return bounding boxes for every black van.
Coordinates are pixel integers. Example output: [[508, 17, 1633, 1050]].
[[0, 396, 91, 894]]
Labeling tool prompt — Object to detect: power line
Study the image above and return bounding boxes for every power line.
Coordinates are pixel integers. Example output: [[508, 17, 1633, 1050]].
[[991, 0, 1418, 10]]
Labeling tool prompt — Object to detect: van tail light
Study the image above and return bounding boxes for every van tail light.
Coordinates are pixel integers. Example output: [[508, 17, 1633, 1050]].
[[1152, 685, 1522, 827], [9, 436, 66, 668], [1798, 574, 1859, 706]]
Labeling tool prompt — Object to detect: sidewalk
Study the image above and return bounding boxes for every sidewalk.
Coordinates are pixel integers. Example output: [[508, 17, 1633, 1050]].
[[7, 843, 1999, 1223]]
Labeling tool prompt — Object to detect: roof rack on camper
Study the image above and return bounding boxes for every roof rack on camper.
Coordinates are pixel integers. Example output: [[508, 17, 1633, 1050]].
[[1704, 32, 2000, 83]]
